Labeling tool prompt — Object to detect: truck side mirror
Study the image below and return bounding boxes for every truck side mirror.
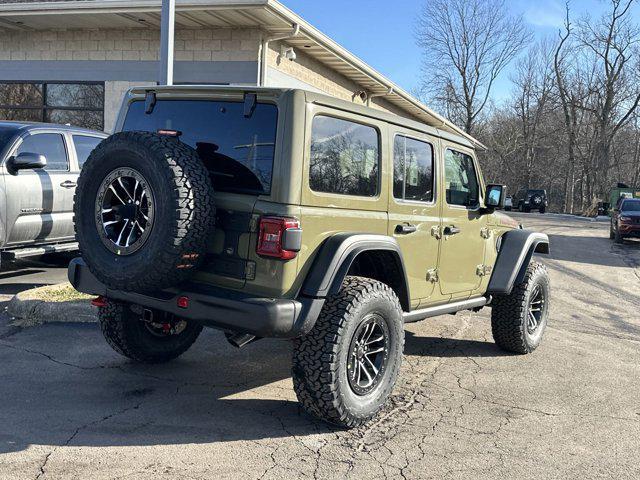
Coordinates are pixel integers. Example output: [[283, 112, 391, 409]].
[[8, 152, 47, 171], [485, 184, 506, 210]]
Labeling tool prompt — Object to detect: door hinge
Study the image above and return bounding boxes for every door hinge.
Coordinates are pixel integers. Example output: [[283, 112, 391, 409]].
[[426, 268, 439, 283], [430, 225, 442, 240], [476, 264, 493, 276], [480, 227, 492, 239]]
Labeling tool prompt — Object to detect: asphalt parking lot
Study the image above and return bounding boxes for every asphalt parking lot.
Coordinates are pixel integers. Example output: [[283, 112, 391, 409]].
[[0, 253, 72, 304], [1, 213, 639, 479]]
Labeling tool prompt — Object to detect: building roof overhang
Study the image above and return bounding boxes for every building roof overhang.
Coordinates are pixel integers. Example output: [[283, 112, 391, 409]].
[[0, 0, 486, 149]]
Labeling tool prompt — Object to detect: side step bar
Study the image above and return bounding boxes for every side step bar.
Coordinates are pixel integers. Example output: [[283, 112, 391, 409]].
[[1, 242, 79, 261], [403, 296, 489, 323]]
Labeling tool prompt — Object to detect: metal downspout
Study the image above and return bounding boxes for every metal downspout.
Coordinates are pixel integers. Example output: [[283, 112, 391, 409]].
[[258, 24, 300, 86]]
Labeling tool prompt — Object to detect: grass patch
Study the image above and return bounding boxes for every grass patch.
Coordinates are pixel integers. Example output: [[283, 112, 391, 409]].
[[18, 283, 92, 303]]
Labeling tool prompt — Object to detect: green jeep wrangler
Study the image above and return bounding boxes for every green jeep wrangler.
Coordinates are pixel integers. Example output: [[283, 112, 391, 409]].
[[69, 86, 550, 428]]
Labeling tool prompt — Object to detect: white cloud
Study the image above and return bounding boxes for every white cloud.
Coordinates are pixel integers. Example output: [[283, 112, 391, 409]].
[[523, 0, 566, 28]]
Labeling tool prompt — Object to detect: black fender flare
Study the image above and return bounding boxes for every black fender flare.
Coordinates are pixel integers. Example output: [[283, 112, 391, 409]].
[[487, 229, 549, 295], [301, 233, 411, 311]]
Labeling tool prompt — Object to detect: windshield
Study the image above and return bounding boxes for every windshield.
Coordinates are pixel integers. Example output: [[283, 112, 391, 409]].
[[0, 126, 18, 153], [621, 200, 640, 212], [122, 99, 278, 195]]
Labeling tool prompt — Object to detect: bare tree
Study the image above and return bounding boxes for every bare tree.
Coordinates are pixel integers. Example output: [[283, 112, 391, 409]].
[[416, 0, 531, 134], [512, 39, 556, 190], [554, 3, 582, 213], [578, 0, 640, 200]]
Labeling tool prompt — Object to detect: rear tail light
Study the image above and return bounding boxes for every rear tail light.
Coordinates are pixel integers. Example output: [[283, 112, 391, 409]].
[[256, 216, 301, 260], [177, 296, 189, 308]]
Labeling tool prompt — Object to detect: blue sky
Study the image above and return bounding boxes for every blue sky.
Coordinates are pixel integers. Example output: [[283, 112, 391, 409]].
[[281, 0, 620, 102]]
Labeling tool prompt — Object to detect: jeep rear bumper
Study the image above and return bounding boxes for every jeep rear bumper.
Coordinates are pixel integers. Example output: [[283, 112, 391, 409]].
[[68, 258, 323, 338]]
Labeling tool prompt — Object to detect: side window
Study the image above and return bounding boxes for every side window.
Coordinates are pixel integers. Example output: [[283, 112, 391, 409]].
[[309, 115, 379, 197], [73, 135, 102, 168], [393, 135, 434, 202], [17, 133, 68, 171], [445, 149, 479, 207]]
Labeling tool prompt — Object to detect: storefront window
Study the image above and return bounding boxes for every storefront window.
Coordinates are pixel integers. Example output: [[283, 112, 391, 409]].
[[0, 82, 104, 130]]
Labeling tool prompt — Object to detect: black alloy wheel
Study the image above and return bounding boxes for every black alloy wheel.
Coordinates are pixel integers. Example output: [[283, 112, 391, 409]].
[[347, 313, 390, 396], [96, 167, 154, 256]]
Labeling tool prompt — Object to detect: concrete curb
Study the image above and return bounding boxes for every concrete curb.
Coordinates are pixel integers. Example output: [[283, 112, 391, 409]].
[[6, 291, 97, 326]]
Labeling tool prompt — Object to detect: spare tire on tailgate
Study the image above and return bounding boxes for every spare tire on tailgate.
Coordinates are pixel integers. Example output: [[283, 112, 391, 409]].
[[74, 131, 215, 292]]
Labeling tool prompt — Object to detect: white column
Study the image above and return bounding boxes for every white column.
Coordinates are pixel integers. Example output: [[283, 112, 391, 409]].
[[159, 0, 175, 85]]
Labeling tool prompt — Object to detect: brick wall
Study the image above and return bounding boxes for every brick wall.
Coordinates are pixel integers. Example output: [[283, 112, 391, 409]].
[[0, 27, 262, 131], [0, 27, 261, 62], [266, 41, 416, 121], [0, 26, 418, 129]]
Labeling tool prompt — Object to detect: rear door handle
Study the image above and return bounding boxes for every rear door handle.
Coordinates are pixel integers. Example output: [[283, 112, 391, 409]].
[[443, 225, 461, 236], [395, 224, 417, 234], [60, 180, 77, 188]]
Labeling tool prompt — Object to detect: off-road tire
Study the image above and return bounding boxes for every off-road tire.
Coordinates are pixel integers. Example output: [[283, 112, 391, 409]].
[[99, 300, 203, 363], [74, 132, 215, 292], [292, 276, 404, 428], [539, 206, 546, 214], [609, 226, 615, 239], [491, 262, 550, 354]]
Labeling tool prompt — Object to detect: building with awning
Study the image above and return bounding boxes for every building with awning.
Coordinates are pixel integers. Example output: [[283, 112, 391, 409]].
[[0, 0, 482, 148]]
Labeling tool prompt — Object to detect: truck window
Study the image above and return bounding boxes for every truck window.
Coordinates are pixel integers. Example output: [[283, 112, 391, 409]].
[[393, 135, 434, 202], [73, 135, 102, 168], [0, 126, 18, 153], [309, 115, 379, 197], [17, 133, 68, 171], [445, 149, 479, 207], [123, 100, 277, 195]]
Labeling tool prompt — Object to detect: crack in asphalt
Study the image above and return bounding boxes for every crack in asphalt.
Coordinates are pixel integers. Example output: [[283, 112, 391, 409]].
[[0, 340, 264, 393], [3, 214, 640, 479], [34, 402, 143, 480]]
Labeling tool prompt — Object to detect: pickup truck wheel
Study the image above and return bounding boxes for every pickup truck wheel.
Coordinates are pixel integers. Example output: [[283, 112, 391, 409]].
[[491, 262, 550, 354], [99, 300, 203, 363], [292, 276, 404, 428], [74, 132, 215, 292]]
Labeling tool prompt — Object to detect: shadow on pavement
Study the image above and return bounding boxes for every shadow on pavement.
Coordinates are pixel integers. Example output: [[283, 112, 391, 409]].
[[545, 232, 640, 267], [404, 330, 511, 358], [0, 282, 49, 296], [0, 322, 335, 454]]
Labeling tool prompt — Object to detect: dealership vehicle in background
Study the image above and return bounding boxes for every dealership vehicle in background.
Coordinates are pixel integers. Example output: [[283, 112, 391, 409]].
[[0, 121, 107, 265], [610, 197, 640, 243], [608, 184, 640, 216], [515, 189, 548, 213], [504, 195, 513, 211]]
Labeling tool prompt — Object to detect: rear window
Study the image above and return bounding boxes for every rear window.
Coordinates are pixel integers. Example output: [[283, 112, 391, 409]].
[[123, 100, 278, 195]]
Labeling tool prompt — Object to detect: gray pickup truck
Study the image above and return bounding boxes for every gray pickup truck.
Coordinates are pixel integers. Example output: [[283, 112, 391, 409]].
[[0, 121, 107, 264]]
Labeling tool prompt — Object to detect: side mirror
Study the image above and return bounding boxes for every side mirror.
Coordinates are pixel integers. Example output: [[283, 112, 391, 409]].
[[484, 184, 506, 211], [8, 152, 47, 171]]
